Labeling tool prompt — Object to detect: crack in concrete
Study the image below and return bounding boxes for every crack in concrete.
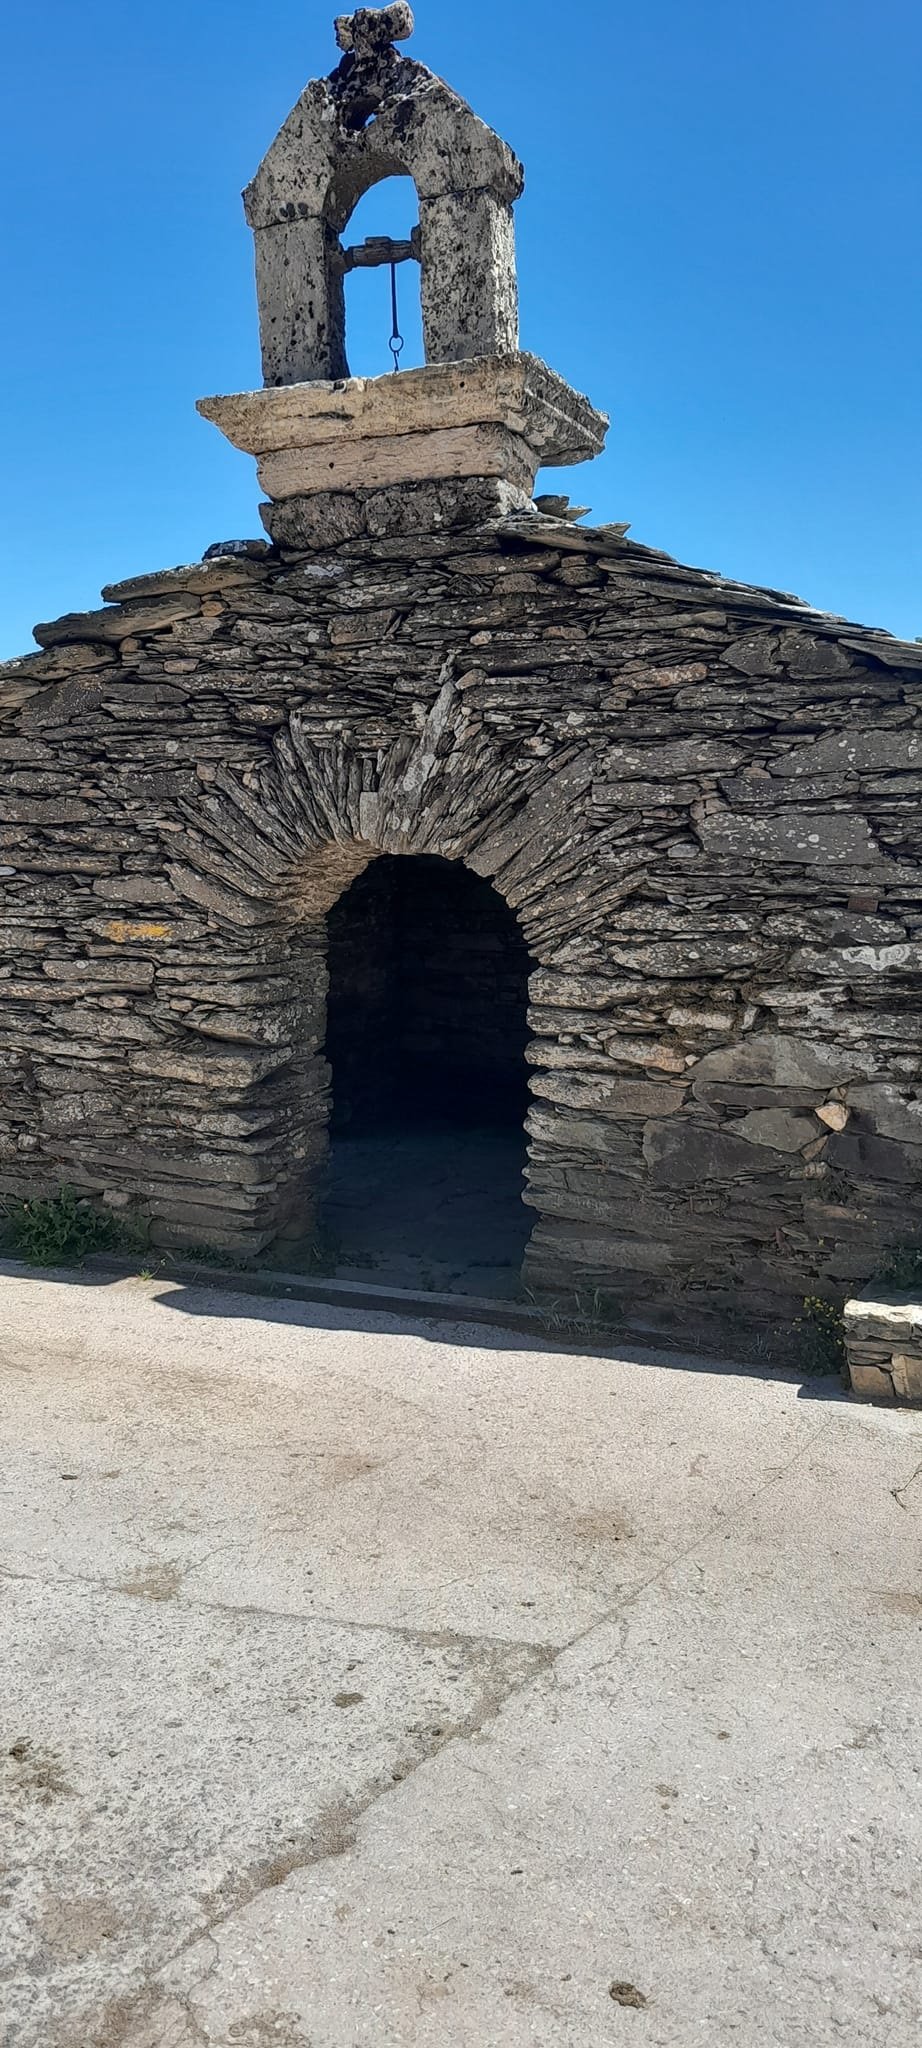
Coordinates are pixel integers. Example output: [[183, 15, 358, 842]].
[[72, 1423, 843, 2046], [0, 1557, 555, 1656], [7, 1404, 901, 2048], [69, 1637, 555, 2048], [890, 1456, 922, 1509], [61, 1419, 848, 2048], [539, 1414, 841, 1679]]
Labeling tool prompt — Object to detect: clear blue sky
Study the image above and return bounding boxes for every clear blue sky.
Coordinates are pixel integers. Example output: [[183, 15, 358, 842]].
[[2, 0, 920, 658]]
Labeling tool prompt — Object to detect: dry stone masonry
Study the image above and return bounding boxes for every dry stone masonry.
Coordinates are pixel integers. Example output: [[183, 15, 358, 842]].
[[2, 7, 921, 1348], [844, 1294, 922, 1402]]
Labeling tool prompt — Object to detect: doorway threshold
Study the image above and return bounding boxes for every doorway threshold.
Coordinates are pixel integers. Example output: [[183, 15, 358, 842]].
[[318, 1128, 531, 1301], [66, 1251, 563, 1339]]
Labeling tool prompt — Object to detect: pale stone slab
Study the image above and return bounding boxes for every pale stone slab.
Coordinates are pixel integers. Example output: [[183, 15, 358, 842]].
[[844, 1295, 922, 1335], [847, 1082, 922, 1143], [197, 352, 608, 469], [335, 6, 415, 55], [728, 1107, 818, 1151], [697, 805, 879, 867], [257, 422, 537, 498]]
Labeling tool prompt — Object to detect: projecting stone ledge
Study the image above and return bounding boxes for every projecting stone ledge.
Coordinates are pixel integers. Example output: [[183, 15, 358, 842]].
[[197, 353, 609, 503]]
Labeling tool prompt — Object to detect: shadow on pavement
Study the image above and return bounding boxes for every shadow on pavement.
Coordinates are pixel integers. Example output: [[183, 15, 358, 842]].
[[0, 1253, 849, 1403]]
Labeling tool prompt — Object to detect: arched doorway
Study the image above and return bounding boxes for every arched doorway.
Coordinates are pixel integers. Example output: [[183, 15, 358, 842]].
[[321, 855, 533, 1295]]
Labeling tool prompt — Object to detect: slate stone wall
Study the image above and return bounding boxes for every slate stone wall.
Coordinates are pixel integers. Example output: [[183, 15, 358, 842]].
[[2, 503, 921, 1324]]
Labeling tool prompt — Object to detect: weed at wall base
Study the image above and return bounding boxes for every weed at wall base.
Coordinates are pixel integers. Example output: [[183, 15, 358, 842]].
[[875, 1243, 922, 1291], [792, 1295, 846, 1377], [1, 1186, 146, 1267]]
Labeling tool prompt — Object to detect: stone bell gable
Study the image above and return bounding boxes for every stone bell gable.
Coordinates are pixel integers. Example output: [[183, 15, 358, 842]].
[[213, 5, 605, 520], [243, 1, 524, 383], [1, 7, 921, 1335]]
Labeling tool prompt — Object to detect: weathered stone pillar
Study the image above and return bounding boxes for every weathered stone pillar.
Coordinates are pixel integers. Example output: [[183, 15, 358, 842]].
[[253, 220, 347, 386], [418, 192, 519, 362]]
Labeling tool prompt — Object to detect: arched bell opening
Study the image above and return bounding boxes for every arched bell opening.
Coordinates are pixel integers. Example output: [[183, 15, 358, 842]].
[[340, 175, 423, 376], [319, 853, 534, 1296], [245, 17, 524, 387]]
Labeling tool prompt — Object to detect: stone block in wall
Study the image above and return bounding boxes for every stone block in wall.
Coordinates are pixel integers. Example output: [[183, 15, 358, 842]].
[[849, 1363, 897, 1399], [529, 1073, 687, 1117], [127, 1047, 290, 1090], [690, 1034, 863, 1090], [727, 1109, 818, 1152], [642, 1121, 782, 1185], [846, 1084, 922, 1144], [32, 597, 201, 647], [771, 729, 922, 776], [695, 807, 878, 867], [148, 1218, 277, 1255], [824, 1130, 922, 1183]]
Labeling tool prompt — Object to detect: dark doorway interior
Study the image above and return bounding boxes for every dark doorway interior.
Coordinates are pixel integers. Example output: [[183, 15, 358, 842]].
[[322, 855, 532, 1295]]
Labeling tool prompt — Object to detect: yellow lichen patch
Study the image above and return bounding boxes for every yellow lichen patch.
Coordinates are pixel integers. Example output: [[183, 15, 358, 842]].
[[104, 920, 172, 944]]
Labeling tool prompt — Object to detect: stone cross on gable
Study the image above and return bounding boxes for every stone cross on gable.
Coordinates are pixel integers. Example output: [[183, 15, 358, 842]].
[[334, 4, 415, 56]]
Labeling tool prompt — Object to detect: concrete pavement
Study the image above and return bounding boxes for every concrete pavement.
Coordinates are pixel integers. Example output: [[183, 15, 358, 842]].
[[1, 1265, 921, 2046]]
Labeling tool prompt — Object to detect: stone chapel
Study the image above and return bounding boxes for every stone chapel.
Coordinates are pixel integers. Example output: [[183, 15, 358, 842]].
[[2, 5, 921, 1335]]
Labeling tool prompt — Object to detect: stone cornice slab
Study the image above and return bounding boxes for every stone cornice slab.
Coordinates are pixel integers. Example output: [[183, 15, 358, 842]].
[[197, 352, 609, 487]]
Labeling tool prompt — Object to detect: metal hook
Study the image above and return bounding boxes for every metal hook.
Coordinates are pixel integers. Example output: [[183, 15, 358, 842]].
[[388, 260, 404, 372]]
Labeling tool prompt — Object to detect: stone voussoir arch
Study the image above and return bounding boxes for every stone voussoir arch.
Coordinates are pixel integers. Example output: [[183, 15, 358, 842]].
[[164, 677, 628, 1257], [174, 677, 618, 951]]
